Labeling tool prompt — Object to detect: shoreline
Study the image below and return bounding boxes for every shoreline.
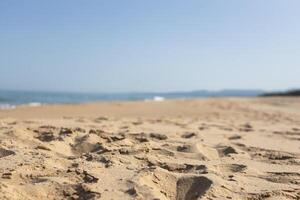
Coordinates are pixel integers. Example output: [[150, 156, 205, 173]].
[[1, 97, 299, 119]]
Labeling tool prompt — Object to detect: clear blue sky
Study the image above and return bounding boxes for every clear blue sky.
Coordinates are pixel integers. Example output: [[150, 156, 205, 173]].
[[0, 1, 300, 92]]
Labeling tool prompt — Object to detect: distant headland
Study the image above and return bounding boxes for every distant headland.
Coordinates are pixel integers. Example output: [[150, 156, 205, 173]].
[[261, 89, 300, 97]]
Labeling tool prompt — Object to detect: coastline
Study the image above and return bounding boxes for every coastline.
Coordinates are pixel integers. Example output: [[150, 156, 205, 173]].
[[0, 97, 299, 119]]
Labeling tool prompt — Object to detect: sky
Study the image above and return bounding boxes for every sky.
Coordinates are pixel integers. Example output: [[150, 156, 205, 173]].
[[0, 0, 300, 93]]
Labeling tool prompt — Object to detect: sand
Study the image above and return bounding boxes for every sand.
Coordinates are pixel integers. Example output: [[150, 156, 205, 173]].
[[0, 97, 299, 200]]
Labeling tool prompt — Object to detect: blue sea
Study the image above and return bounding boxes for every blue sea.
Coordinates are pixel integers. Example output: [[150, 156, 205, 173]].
[[0, 89, 263, 109]]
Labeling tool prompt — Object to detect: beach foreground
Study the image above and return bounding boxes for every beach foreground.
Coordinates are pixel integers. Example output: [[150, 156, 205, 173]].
[[0, 98, 299, 200]]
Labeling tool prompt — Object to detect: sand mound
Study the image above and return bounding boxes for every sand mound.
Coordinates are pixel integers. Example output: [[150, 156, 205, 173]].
[[137, 169, 212, 200]]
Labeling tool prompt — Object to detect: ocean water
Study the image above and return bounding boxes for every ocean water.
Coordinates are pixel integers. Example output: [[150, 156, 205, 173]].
[[0, 90, 263, 109]]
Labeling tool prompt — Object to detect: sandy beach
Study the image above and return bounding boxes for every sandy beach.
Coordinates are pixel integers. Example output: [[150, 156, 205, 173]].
[[0, 97, 299, 200]]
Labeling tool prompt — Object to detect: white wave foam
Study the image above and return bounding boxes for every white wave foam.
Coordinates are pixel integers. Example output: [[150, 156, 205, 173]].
[[144, 96, 165, 102], [153, 96, 165, 102], [27, 102, 42, 107], [0, 104, 16, 110]]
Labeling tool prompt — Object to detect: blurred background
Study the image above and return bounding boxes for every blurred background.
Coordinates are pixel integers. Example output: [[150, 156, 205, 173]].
[[0, 1, 299, 107]]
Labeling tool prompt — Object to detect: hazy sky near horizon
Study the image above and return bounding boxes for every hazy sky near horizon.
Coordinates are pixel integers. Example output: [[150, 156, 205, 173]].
[[0, 1, 300, 92]]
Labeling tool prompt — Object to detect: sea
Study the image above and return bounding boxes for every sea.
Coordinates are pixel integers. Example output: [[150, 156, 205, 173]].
[[0, 89, 263, 109]]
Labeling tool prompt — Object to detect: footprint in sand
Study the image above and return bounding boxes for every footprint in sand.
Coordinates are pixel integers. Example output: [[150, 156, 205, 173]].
[[228, 134, 242, 140], [0, 147, 15, 158], [177, 145, 192, 153], [136, 168, 212, 200], [151, 160, 208, 174], [63, 183, 101, 200], [150, 133, 168, 140], [218, 164, 247, 173], [82, 170, 99, 184], [181, 132, 197, 139], [216, 145, 238, 157], [239, 123, 253, 132], [240, 146, 299, 164], [36, 131, 57, 142], [175, 143, 220, 161], [72, 134, 108, 155], [260, 172, 300, 185]]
